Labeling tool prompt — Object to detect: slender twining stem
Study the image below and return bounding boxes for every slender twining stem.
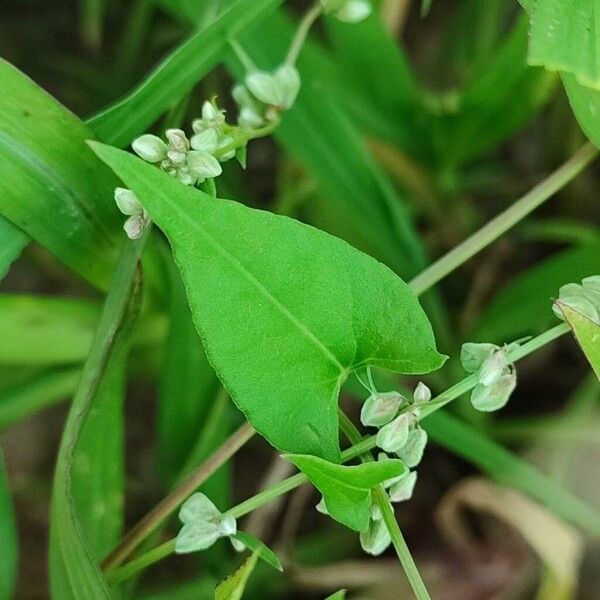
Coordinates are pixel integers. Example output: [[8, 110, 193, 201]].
[[106, 539, 176, 585], [101, 422, 255, 571], [338, 411, 431, 600], [285, 2, 323, 65], [408, 143, 598, 295], [228, 38, 257, 72], [106, 323, 571, 581]]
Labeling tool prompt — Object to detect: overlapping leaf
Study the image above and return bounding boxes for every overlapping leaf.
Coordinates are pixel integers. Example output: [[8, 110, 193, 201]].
[[0, 59, 122, 289]]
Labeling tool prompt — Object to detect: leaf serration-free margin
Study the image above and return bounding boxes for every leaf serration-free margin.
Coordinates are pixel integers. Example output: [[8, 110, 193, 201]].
[[90, 141, 446, 462]]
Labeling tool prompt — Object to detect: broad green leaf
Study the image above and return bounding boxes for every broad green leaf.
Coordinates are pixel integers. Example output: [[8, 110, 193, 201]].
[[475, 243, 600, 342], [91, 142, 446, 462], [158, 254, 219, 482], [557, 303, 600, 379], [0, 59, 122, 289], [87, 0, 283, 147], [0, 216, 28, 280], [232, 531, 282, 571], [423, 410, 600, 536], [0, 367, 80, 430], [0, 451, 18, 600], [0, 294, 166, 365], [215, 551, 260, 600], [528, 0, 600, 90], [49, 236, 145, 599], [284, 454, 405, 532]]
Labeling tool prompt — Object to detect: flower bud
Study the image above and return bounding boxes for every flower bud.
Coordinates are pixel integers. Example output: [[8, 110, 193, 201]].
[[218, 515, 237, 537], [396, 426, 427, 468], [460, 342, 498, 374], [388, 471, 417, 503], [165, 128, 189, 153], [190, 128, 218, 153], [478, 349, 508, 386], [413, 382, 431, 405], [376, 413, 411, 453], [360, 391, 404, 427], [132, 134, 168, 163], [187, 151, 222, 182], [359, 518, 391, 556], [114, 187, 142, 216], [123, 213, 148, 240], [471, 371, 516, 412]]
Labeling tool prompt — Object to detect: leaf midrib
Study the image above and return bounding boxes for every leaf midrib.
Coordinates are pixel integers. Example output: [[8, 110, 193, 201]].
[[160, 189, 346, 373]]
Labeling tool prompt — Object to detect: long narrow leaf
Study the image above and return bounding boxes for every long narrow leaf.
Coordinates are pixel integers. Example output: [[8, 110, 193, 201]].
[[49, 235, 146, 599], [0, 59, 122, 289], [0, 451, 18, 600], [0, 216, 28, 280], [87, 0, 284, 147]]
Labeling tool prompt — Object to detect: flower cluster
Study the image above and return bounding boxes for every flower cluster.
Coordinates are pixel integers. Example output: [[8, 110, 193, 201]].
[[553, 276, 600, 323], [460, 342, 518, 411], [357, 382, 431, 555], [320, 0, 373, 23], [175, 493, 237, 554], [233, 64, 301, 130]]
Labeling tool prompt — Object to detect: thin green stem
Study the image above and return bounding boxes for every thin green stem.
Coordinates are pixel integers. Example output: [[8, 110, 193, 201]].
[[338, 410, 431, 600], [101, 422, 255, 571], [285, 2, 323, 65], [213, 120, 280, 160], [409, 143, 598, 295], [106, 539, 176, 584], [228, 38, 257, 72]]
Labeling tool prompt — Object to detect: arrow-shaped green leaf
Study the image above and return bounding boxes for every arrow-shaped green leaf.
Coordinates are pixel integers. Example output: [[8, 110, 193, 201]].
[[91, 142, 446, 462]]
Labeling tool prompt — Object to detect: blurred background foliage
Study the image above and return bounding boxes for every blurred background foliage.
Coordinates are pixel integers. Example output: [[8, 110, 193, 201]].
[[0, 0, 599, 598]]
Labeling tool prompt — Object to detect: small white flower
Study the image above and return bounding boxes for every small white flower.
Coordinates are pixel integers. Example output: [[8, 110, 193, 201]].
[[460, 342, 498, 374], [553, 280, 600, 323], [132, 134, 168, 163], [478, 348, 509, 386], [187, 150, 223, 182], [359, 517, 391, 556], [216, 135, 236, 161], [388, 471, 418, 503], [175, 493, 237, 554], [360, 391, 405, 428], [114, 187, 142, 216], [114, 187, 150, 239], [245, 65, 300, 110], [193, 100, 226, 133], [396, 426, 428, 468], [471, 371, 517, 412], [190, 128, 219, 153], [376, 413, 412, 453], [123, 213, 149, 240], [413, 382, 431, 405]]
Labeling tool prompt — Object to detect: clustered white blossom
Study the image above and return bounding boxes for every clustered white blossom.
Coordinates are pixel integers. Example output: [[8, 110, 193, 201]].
[[316, 381, 431, 556], [114, 64, 302, 239], [460, 342, 518, 412]]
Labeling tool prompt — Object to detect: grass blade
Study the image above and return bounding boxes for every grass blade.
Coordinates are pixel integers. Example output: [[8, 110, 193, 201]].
[[49, 233, 146, 599], [87, 0, 284, 147], [0, 216, 28, 280], [0, 451, 18, 600]]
